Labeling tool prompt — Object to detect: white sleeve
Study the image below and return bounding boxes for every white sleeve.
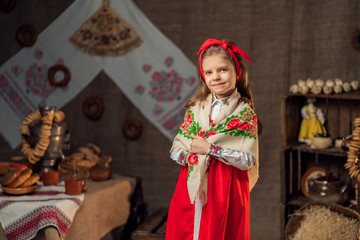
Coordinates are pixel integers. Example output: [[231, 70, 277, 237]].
[[316, 108, 326, 124], [170, 147, 188, 166], [208, 143, 255, 170]]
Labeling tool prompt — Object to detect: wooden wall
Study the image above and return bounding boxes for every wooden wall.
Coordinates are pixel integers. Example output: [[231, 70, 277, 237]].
[[0, 1, 359, 239]]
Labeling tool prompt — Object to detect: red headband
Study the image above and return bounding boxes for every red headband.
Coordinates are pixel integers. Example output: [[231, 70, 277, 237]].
[[197, 39, 251, 82]]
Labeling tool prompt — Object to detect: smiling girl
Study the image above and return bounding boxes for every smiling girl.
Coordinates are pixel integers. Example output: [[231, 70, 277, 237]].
[[165, 39, 259, 240]]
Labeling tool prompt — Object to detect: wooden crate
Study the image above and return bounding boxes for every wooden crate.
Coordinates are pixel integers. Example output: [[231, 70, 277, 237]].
[[281, 92, 360, 148], [131, 208, 167, 240]]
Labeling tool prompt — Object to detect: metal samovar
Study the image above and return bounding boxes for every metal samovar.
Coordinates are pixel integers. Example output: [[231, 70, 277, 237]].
[[28, 106, 70, 172]]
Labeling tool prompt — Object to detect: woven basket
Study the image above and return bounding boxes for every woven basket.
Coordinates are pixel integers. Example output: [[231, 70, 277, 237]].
[[285, 202, 360, 240]]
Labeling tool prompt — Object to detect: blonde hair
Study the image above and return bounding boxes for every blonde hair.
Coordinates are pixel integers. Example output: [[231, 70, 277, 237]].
[[185, 42, 255, 110]]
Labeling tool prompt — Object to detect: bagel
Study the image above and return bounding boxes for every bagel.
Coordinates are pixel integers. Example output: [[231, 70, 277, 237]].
[[1, 168, 24, 186], [16, 25, 37, 47], [7, 168, 33, 188], [83, 96, 104, 120], [20, 173, 40, 187], [122, 118, 143, 140], [48, 64, 71, 87], [0, 0, 16, 12]]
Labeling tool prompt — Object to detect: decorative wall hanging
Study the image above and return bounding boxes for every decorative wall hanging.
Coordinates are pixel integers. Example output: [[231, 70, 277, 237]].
[[83, 96, 104, 120], [16, 25, 37, 47], [0, 0, 16, 12], [0, 0, 196, 149], [352, 29, 360, 51], [69, 0, 142, 56], [48, 64, 71, 87]]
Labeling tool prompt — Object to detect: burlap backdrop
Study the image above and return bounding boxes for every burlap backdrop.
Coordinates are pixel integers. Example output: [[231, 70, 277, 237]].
[[0, 1, 359, 239]]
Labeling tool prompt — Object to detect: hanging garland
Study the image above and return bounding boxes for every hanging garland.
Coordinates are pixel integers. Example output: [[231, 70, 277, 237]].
[[344, 118, 360, 181], [19, 109, 65, 164]]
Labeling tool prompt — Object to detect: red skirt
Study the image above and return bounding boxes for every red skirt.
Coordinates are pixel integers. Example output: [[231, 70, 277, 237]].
[[165, 160, 250, 240]]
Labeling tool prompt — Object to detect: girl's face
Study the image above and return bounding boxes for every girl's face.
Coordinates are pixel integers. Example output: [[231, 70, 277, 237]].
[[202, 53, 238, 99]]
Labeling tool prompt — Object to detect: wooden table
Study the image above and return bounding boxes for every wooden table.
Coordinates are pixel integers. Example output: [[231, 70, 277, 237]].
[[0, 174, 136, 240]]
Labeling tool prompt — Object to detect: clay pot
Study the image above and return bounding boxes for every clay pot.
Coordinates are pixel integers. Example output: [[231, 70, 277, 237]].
[[89, 165, 111, 181], [65, 179, 86, 195], [42, 169, 60, 186]]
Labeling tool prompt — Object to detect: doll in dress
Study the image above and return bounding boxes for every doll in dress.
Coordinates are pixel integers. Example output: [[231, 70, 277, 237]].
[[298, 97, 326, 144]]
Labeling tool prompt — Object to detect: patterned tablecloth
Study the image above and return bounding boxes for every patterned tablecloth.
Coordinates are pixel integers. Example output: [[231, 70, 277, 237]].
[[0, 182, 84, 240]]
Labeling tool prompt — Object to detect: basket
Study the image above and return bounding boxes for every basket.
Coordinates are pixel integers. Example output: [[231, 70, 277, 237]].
[[285, 202, 360, 240]]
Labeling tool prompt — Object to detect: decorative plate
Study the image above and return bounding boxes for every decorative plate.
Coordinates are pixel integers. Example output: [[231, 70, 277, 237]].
[[1, 184, 37, 195], [301, 167, 326, 198], [352, 29, 360, 51]]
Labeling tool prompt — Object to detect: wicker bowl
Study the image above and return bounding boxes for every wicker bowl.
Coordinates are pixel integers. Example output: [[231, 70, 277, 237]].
[[285, 202, 360, 240], [311, 137, 332, 149]]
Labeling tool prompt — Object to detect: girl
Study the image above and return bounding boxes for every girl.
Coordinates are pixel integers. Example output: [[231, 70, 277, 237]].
[[165, 39, 259, 240]]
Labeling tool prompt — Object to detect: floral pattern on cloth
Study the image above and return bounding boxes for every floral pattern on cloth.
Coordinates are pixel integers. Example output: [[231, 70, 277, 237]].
[[208, 143, 223, 158], [212, 93, 230, 106], [187, 154, 199, 180], [177, 150, 189, 166], [177, 106, 257, 180], [178, 108, 257, 140]]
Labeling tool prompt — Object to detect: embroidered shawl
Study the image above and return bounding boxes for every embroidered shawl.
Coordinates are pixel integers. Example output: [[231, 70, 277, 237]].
[[170, 90, 259, 204]]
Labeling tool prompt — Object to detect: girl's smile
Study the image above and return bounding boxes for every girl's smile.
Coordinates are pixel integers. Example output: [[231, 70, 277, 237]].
[[202, 54, 238, 99]]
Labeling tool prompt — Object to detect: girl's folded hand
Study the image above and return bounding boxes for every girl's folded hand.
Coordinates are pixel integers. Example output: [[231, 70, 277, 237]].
[[190, 135, 210, 155]]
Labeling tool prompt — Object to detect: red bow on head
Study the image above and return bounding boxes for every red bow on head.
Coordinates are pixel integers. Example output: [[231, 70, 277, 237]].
[[197, 39, 251, 82]]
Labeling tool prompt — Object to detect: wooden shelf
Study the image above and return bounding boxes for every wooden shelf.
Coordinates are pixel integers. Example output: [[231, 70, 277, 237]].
[[286, 90, 360, 100], [286, 192, 312, 206], [290, 144, 347, 158], [280, 92, 360, 239]]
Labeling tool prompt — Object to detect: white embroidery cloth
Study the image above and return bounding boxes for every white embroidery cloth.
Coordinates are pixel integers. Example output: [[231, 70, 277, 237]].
[[0, 182, 84, 240], [0, 0, 196, 149]]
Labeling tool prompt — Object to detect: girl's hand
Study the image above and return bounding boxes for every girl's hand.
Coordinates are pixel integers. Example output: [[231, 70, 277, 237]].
[[190, 136, 210, 155]]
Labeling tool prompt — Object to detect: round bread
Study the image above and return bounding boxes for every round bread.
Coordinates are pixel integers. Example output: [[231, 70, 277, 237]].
[[20, 173, 40, 187], [83, 96, 104, 120], [122, 118, 143, 140], [1, 169, 24, 186], [7, 168, 33, 188]]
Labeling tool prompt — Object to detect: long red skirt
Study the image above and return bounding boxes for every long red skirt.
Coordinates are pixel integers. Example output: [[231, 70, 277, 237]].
[[165, 160, 250, 240]]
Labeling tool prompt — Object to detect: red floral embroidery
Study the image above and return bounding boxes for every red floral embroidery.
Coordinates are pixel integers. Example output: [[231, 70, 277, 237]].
[[210, 144, 222, 154], [186, 113, 193, 125], [188, 154, 198, 166], [198, 131, 205, 138], [207, 130, 217, 138], [252, 115, 258, 126], [239, 121, 252, 131], [180, 121, 186, 130], [227, 118, 241, 130]]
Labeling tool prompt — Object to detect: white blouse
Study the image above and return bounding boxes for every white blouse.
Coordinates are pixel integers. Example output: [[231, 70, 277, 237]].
[[170, 94, 255, 170]]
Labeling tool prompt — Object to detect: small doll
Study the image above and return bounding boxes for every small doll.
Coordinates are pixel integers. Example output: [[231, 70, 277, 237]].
[[298, 97, 326, 144]]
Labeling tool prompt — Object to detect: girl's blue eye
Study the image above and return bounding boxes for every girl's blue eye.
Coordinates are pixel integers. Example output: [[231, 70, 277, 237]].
[[205, 71, 211, 75], [221, 68, 228, 72]]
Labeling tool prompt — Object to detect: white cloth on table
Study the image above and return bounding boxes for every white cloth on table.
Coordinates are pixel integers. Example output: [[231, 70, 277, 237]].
[[0, 182, 84, 240]]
